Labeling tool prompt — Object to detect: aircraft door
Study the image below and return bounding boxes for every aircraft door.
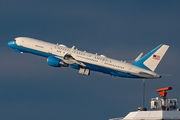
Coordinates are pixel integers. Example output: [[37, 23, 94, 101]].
[[21, 39, 24, 46], [48, 47, 53, 54], [48, 45, 56, 54], [16, 39, 24, 46], [101, 58, 105, 64], [128, 66, 134, 74]]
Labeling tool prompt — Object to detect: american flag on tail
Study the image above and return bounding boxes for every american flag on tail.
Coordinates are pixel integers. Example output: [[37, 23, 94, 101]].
[[153, 55, 160, 60]]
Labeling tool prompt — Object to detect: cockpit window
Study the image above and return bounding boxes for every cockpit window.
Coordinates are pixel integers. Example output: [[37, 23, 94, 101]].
[[14, 40, 16, 42]]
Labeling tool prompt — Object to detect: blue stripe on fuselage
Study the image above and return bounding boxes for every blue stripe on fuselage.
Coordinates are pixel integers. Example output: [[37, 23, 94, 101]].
[[8, 40, 52, 57], [8, 41, 141, 78], [79, 62, 141, 78]]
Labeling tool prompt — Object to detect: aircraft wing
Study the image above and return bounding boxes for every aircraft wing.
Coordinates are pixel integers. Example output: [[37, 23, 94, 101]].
[[56, 46, 86, 67], [56, 56, 86, 67], [62, 57, 86, 67]]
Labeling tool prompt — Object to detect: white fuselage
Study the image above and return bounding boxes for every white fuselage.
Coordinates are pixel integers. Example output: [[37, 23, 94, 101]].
[[8, 37, 161, 79]]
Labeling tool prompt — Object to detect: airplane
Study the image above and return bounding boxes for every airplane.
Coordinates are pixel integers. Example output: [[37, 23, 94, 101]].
[[8, 37, 169, 79]]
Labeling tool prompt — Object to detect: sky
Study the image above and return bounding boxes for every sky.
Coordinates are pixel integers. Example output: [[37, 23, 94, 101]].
[[1, 0, 180, 120]]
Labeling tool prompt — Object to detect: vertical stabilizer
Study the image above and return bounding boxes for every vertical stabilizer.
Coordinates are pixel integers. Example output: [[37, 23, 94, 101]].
[[133, 44, 169, 71]]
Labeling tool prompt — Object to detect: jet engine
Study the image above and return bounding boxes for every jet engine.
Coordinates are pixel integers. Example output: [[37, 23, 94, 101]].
[[47, 56, 69, 67]]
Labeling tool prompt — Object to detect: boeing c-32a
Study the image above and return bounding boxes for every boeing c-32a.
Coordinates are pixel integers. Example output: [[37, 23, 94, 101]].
[[8, 37, 169, 79]]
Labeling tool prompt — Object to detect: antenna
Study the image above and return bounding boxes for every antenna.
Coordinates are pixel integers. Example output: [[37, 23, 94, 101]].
[[138, 79, 147, 111], [142, 79, 145, 108]]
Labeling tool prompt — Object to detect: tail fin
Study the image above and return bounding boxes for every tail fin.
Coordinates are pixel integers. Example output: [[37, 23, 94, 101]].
[[133, 44, 169, 71]]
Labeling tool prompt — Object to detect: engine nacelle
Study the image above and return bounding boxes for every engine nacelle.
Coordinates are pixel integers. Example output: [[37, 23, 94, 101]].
[[47, 56, 69, 67]]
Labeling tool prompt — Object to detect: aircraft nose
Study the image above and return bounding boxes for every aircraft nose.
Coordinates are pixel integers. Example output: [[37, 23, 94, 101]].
[[8, 41, 15, 47]]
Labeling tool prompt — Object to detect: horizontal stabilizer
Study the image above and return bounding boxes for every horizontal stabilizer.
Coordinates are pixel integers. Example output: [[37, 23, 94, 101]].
[[135, 53, 143, 61]]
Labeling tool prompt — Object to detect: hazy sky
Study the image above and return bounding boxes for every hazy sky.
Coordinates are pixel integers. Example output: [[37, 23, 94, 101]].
[[1, 1, 180, 120]]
